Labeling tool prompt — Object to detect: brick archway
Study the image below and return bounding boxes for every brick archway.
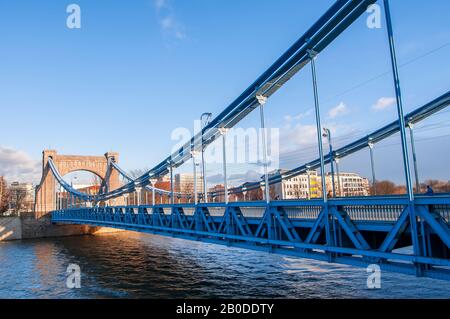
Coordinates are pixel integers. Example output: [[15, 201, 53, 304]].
[[35, 150, 121, 218]]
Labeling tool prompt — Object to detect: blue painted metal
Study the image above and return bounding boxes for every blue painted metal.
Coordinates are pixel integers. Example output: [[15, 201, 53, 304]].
[[383, 0, 422, 276], [52, 196, 450, 281], [41, 0, 450, 282], [85, 0, 377, 202], [379, 206, 410, 252], [213, 92, 450, 197]]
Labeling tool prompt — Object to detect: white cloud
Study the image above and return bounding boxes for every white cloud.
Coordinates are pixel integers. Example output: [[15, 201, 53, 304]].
[[328, 102, 348, 119], [372, 97, 396, 111], [281, 124, 318, 150], [279, 121, 359, 157], [229, 170, 263, 183], [284, 109, 312, 123], [283, 109, 313, 129], [154, 0, 167, 10], [153, 0, 186, 40], [0, 146, 40, 184], [160, 16, 174, 29]]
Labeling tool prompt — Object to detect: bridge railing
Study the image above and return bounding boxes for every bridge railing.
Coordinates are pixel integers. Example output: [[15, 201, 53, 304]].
[[53, 195, 450, 224]]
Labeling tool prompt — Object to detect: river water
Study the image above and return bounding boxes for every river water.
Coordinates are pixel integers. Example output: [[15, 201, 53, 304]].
[[0, 232, 449, 299]]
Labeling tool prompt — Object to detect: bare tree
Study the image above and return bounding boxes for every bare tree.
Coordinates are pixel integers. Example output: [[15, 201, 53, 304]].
[[247, 187, 263, 201], [9, 188, 27, 214], [269, 184, 279, 200], [423, 180, 450, 193], [0, 177, 9, 214]]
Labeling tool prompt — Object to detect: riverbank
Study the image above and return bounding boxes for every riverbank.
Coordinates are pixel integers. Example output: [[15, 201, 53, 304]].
[[0, 215, 123, 241]]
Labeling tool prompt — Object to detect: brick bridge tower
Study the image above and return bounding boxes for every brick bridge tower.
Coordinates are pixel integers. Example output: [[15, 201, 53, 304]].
[[34, 150, 121, 218]]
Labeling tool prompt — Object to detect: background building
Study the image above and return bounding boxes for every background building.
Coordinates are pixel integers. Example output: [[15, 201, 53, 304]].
[[8, 182, 35, 214], [269, 169, 320, 200], [266, 169, 370, 199], [174, 173, 203, 196], [326, 172, 370, 197]]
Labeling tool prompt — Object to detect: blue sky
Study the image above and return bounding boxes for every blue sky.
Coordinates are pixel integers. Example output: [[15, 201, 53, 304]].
[[0, 0, 449, 187]]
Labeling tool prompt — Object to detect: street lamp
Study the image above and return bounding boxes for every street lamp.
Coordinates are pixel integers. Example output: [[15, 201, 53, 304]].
[[335, 156, 342, 197], [368, 141, 377, 195], [408, 123, 420, 193], [71, 175, 78, 187], [322, 128, 336, 197], [256, 95, 270, 204], [167, 160, 174, 205], [191, 150, 199, 205], [200, 112, 212, 203], [70, 175, 78, 208], [219, 127, 229, 204]]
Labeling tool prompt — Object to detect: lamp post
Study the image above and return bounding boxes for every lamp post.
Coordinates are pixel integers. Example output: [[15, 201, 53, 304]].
[[200, 112, 212, 203], [368, 141, 377, 195], [135, 186, 141, 206], [256, 95, 271, 204], [408, 123, 420, 193], [323, 128, 336, 197], [150, 178, 156, 206], [306, 165, 311, 200], [191, 151, 199, 205], [308, 48, 333, 253], [168, 161, 174, 205], [383, 0, 421, 273], [308, 49, 327, 204], [219, 127, 229, 204], [335, 157, 342, 197]]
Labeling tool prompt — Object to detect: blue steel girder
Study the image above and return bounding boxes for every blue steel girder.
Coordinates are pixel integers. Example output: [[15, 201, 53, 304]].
[[152, 207, 169, 227], [211, 93, 450, 198], [332, 206, 371, 250], [416, 205, 450, 249], [304, 209, 326, 244], [113, 207, 124, 223], [255, 206, 301, 242], [50, 196, 450, 281], [217, 206, 253, 237], [378, 205, 410, 252], [89, 0, 380, 202], [171, 207, 189, 230], [192, 206, 217, 233], [99, 160, 113, 195], [124, 207, 136, 224], [137, 207, 151, 225]]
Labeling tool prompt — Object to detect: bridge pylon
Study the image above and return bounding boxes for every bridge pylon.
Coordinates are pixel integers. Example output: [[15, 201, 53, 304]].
[[34, 150, 122, 218]]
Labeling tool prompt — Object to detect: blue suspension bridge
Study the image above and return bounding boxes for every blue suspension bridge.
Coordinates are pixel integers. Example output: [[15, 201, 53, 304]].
[[47, 0, 450, 280]]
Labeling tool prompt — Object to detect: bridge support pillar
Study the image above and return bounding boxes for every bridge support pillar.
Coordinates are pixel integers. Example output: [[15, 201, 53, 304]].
[[34, 150, 121, 218]]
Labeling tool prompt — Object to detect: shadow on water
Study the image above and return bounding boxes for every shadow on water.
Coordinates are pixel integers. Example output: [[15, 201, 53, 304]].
[[1, 231, 450, 299]]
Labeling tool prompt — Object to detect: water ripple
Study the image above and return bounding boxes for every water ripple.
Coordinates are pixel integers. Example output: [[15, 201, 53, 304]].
[[0, 232, 449, 299]]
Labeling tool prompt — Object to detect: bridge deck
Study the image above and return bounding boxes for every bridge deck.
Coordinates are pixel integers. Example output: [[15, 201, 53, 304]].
[[52, 196, 450, 281]]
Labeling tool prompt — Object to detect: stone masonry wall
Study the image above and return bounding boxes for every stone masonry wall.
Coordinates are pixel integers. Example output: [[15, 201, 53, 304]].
[[0, 215, 123, 241]]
